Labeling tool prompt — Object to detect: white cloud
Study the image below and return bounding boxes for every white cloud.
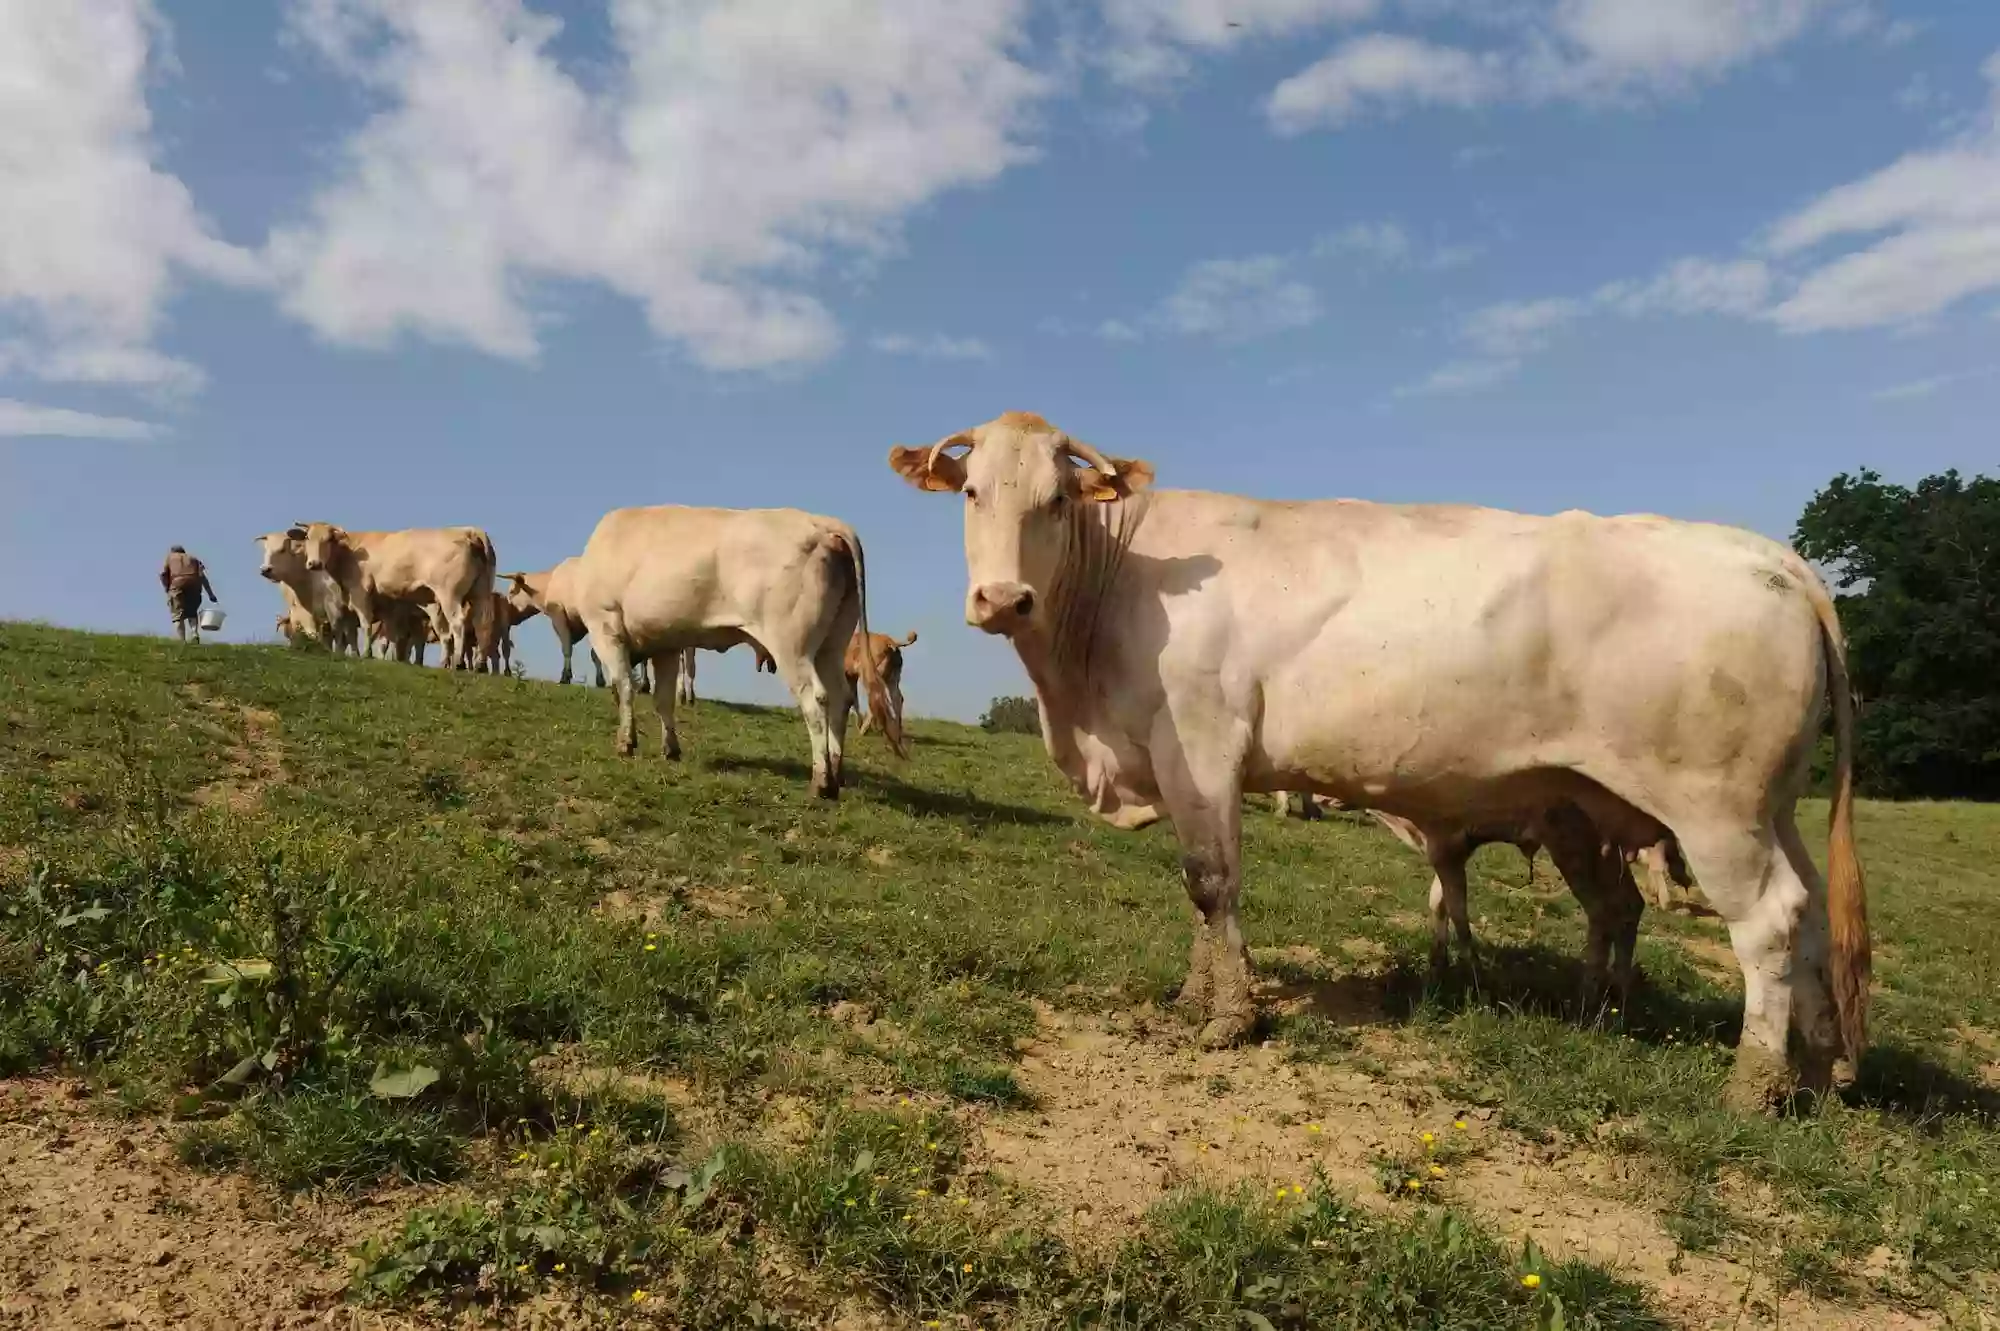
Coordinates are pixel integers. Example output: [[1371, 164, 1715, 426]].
[[870, 332, 994, 360], [1146, 255, 1324, 340], [0, 1, 260, 396], [1541, 0, 1832, 95], [1869, 366, 1994, 402], [1100, 0, 1378, 88], [1763, 50, 2000, 333], [1096, 317, 1145, 341], [1395, 357, 1523, 397], [1311, 220, 1482, 270], [1595, 256, 1773, 316], [1268, 34, 1503, 133], [0, 397, 162, 440], [1462, 296, 1586, 357], [267, 0, 1046, 371], [1269, 0, 1853, 133], [1312, 220, 1414, 264]]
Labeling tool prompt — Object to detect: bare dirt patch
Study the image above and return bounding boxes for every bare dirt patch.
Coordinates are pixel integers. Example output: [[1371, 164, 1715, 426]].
[[183, 687, 285, 813], [0, 1079, 418, 1330], [594, 879, 763, 927], [973, 1003, 1939, 1331]]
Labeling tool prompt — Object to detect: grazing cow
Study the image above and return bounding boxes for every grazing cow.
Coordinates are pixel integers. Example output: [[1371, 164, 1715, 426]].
[[256, 531, 358, 654], [888, 411, 1866, 1107], [845, 630, 916, 741], [293, 523, 495, 669], [504, 562, 605, 687], [568, 505, 902, 797]]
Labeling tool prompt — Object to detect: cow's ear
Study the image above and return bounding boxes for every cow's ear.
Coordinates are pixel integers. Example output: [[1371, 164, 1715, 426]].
[[284, 526, 307, 541], [888, 435, 969, 493], [1078, 457, 1155, 503]]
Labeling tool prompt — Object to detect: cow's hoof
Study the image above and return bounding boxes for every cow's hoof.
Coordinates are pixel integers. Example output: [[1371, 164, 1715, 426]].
[[615, 741, 636, 759], [662, 741, 681, 761], [1723, 1046, 1794, 1115], [1197, 1013, 1255, 1050]]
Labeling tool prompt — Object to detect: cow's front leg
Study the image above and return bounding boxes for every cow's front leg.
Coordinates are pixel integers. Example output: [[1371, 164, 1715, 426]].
[[1184, 846, 1253, 1048], [1174, 900, 1213, 1017]]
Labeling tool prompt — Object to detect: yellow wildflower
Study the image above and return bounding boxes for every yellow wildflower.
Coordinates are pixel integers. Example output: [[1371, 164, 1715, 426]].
[[1453, 1120, 1468, 1131], [1429, 1165, 1446, 1178], [916, 1189, 930, 1198], [644, 943, 657, 952], [926, 1141, 939, 1151], [632, 1290, 650, 1304], [1421, 1131, 1435, 1145], [962, 1263, 974, 1273], [845, 1199, 857, 1208], [1521, 1273, 1542, 1289], [1307, 1123, 1322, 1134], [1404, 1179, 1421, 1191], [553, 1263, 565, 1273]]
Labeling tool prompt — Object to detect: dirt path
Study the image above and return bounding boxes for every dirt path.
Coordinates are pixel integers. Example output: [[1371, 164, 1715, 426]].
[[971, 1000, 1942, 1331], [0, 1081, 416, 1331]]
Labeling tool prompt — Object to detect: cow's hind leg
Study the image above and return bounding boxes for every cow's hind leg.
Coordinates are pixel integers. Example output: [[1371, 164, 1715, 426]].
[[649, 653, 681, 760], [1674, 815, 1822, 1109]]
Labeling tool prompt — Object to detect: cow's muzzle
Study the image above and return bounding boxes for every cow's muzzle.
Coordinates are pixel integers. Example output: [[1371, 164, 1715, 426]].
[[303, 558, 324, 571], [967, 582, 1035, 634], [258, 567, 277, 582]]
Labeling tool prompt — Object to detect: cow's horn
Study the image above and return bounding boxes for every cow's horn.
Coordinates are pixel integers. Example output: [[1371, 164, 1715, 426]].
[[1059, 434, 1117, 476], [925, 429, 974, 476]]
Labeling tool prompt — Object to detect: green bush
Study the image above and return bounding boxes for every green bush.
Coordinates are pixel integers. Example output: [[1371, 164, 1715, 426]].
[[977, 695, 1040, 735]]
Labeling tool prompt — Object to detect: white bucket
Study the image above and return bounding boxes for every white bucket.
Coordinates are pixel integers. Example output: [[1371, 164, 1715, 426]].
[[198, 607, 226, 633]]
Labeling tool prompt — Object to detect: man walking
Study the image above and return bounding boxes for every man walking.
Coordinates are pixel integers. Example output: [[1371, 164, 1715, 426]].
[[160, 544, 217, 643]]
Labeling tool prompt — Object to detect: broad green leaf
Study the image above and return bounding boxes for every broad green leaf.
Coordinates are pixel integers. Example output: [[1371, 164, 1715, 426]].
[[368, 1062, 440, 1099]]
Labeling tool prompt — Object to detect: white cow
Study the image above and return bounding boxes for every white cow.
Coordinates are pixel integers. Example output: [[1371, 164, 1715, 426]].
[[295, 523, 495, 670], [567, 506, 901, 797], [256, 531, 357, 654], [889, 411, 1866, 1109]]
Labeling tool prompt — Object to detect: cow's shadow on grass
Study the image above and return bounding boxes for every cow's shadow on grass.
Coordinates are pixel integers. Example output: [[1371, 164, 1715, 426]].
[[1845, 1042, 2000, 1124], [702, 754, 1070, 826], [1265, 939, 1747, 1046]]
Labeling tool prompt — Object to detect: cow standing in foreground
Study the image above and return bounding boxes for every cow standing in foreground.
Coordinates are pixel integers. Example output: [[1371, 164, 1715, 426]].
[[294, 523, 495, 670], [845, 630, 916, 740], [889, 411, 1866, 1109], [568, 506, 902, 797]]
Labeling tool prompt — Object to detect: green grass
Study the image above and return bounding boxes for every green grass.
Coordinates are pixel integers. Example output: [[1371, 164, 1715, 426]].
[[3, 622, 1998, 1324]]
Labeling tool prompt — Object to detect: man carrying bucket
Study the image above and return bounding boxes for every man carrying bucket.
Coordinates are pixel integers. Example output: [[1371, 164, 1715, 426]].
[[159, 545, 218, 643]]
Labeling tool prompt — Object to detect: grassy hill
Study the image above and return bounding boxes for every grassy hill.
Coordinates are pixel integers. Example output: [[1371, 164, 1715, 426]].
[[2, 622, 1997, 1328]]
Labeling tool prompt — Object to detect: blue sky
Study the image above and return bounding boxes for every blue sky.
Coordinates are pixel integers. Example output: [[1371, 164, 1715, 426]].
[[3, 0, 1997, 722]]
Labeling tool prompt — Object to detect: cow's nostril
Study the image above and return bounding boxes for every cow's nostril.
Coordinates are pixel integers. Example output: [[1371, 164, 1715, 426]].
[[1013, 591, 1035, 617]]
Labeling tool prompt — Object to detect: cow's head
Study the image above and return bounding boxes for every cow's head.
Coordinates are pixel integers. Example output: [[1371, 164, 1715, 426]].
[[255, 529, 309, 583], [889, 412, 1152, 637], [502, 571, 545, 621], [294, 522, 346, 573]]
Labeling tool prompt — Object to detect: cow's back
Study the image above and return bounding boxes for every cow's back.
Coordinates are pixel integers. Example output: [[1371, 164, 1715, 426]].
[[1104, 492, 1824, 818], [575, 506, 840, 637]]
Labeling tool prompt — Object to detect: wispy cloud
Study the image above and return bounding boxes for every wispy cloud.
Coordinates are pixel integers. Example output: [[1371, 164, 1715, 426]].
[[869, 333, 994, 361], [0, 397, 162, 440], [1869, 366, 1996, 401], [1100, 254, 1323, 343]]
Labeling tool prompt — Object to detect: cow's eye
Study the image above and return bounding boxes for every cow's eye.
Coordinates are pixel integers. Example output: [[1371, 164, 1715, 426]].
[[963, 486, 978, 502], [1049, 492, 1068, 510]]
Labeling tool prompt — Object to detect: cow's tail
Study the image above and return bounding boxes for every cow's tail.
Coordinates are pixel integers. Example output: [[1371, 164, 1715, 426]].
[[893, 630, 918, 649], [1799, 558, 1869, 1065], [828, 524, 907, 759]]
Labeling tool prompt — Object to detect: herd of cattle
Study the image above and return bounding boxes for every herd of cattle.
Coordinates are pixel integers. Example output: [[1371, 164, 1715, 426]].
[[252, 409, 1870, 1113], [254, 516, 918, 774]]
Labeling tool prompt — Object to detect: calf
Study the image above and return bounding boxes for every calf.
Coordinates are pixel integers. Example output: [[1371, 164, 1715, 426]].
[[844, 630, 916, 743]]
